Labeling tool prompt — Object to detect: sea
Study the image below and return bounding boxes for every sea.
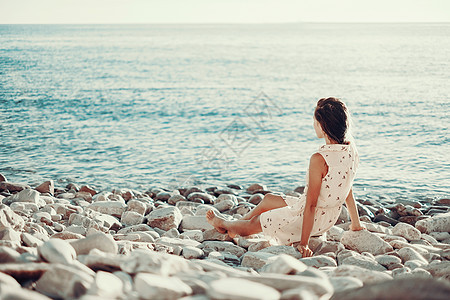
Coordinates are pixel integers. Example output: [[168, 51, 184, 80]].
[[0, 23, 449, 202]]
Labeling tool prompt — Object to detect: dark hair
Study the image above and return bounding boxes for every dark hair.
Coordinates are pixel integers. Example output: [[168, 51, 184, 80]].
[[314, 97, 350, 144]]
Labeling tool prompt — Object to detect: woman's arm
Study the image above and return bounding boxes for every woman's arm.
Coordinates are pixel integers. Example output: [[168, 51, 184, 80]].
[[345, 188, 365, 231], [298, 153, 327, 257]]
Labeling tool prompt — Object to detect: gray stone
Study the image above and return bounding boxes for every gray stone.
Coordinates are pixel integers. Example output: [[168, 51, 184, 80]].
[[86, 271, 123, 298], [21, 232, 45, 247], [200, 241, 246, 257], [326, 226, 345, 241], [0, 204, 25, 231], [213, 199, 235, 212], [120, 211, 144, 226], [87, 201, 127, 218], [331, 278, 450, 300], [70, 232, 117, 255], [182, 246, 204, 259], [300, 255, 337, 268], [330, 265, 392, 284], [392, 222, 422, 241], [180, 215, 215, 232], [207, 278, 280, 300], [329, 276, 363, 293], [260, 254, 308, 274], [38, 239, 76, 264], [0, 246, 21, 263], [375, 254, 402, 269], [147, 206, 182, 231], [135, 272, 192, 299], [203, 229, 232, 241], [397, 247, 428, 264], [116, 224, 155, 234], [415, 212, 450, 234], [241, 251, 277, 269], [341, 230, 393, 255], [35, 264, 94, 299], [259, 245, 302, 259], [126, 199, 147, 215], [5, 189, 40, 204], [341, 254, 386, 271], [180, 230, 204, 242], [0, 228, 21, 242]]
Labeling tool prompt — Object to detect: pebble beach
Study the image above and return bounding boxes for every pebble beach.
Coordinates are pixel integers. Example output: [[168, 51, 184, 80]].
[[0, 174, 449, 300]]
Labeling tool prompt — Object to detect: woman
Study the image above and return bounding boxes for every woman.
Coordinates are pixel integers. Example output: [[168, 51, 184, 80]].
[[206, 97, 365, 257]]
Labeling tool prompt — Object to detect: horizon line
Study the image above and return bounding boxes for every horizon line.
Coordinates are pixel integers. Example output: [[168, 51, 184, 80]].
[[1, 21, 450, 25]]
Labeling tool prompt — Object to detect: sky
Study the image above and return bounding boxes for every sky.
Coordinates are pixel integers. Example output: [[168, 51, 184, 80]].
[[0, 0, 449, 24]]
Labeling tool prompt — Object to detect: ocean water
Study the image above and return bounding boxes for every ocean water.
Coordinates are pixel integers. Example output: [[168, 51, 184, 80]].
[[0, 23, 449, 202]]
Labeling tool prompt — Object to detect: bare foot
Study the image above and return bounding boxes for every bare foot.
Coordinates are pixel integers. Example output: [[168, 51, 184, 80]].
[[206, 210, 227, 234]]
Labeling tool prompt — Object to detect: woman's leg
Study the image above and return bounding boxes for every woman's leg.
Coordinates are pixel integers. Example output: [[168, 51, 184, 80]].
[[240, 192, 287, 220], [206, 210, 262, 237]]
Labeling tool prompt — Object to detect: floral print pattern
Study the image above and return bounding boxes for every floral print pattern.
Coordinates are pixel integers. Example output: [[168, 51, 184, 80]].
[[260, 142, 359, 245]]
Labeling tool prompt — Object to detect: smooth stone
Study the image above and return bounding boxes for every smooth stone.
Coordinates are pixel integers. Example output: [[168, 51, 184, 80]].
[[0, 228, 21, 242], [35, 264, 94, 299], [246, 183, 267, 193], [180, 215, 214, 232], [404, 260, 428, 270], [200, 241, 246, 257], [86, 271, 123, 298], [116, 224, 155, 234], [300, 255, 337, 268], [330, 277, 450, 300], [180, 230, 204, 242], [38, 239, 76, 264], [182, 246, 204, 259], [147, 206, 182, 231], [168, 194, 187, 205], [126, 199, 147, 215], [341, 254, 386, 271], [259, 254, 308, 274], [216, 193, 238, 205], [241, 251, 277, 269], [248, 240, 271, 252], [0, 204, 25, 231], [330, 265, 392, 284], [415, 212, 450, 233], [421, 261, 450, 279], [5, 189, 40, 204], [375, 254, 402, 269], [341, 230, 393, 255], [392, 222, 422, 241], [203, 229, 233, 242], [0, 246, 21, 263], [329, 276, 363, 293], [326, 226, 344, 241], [213, 199, 235, 212], [187, 192, 215, 204], [156, 236, 200, 249], [87, 201, 127, 218], [21, 232, 44, 247], [80, 185, 97, 196], [70, 232, 117, 255], [0, 286, 52, 300], [314, 240, 345, 255], [10, 202, 39, 213], [120, 211, 144, 226], [397, 247, 428, 264], [207, 278, 280, 300], [244, 273, 333, 296], [135, 272, 192, 299], [259, 245, 302, 259], [120, 249, 191, 276], [248, 193, 264, 205]]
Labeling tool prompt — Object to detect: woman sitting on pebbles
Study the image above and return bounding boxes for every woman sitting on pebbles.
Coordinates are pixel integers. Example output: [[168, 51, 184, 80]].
[[207, 97, 365, 257]]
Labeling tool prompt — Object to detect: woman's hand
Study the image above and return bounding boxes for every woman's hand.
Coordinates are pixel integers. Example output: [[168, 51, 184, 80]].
[[297, 244, 313, 257], [349, 223, 366, 231]]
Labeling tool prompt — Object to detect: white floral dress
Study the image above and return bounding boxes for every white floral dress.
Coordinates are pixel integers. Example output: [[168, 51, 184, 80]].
[[260, 142, 359, 245]]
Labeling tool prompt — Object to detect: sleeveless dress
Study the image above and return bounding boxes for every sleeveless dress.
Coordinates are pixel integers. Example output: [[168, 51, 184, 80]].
[[259, 142, 359, 245]]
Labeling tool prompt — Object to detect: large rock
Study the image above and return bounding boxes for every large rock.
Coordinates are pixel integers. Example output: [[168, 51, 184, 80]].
[[87, 201, 127, 218], [38, 239, 76, 264], [70, 232, 117, 255], [341, 254, 386, 271], [392, 222, 421, 241], [4, 189, 40, 205], [147, 206, 182, 231], [0, 182, 30, 193], [200, 241, 246, 257], [259, 245, 302, 259], [300, 255, 337, 268], [120, 249, 190, 276], [241, 251, 277, 269], [120, 211, 144, 226], [35, 264, 94, 299], [207, 278, 280, 300], [331, 277, 450, 300], [330, 265, 392, 284], [375, 254, 403, 269], [87, 271, 124, 298], [135, 272, 192, 300], [180, 215, 214, 232], [397, 247, 428, 264], [415, 212, 450, 233], [260, 254, 308, 274], [341, 230, 393, 255], [35, 180, 54, 195]]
